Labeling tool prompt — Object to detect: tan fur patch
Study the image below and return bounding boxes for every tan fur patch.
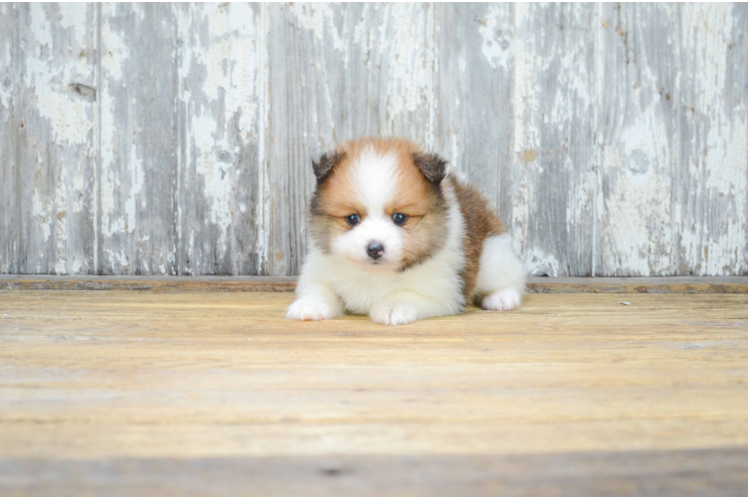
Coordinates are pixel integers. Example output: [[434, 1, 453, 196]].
[[451, 178, 506, 302], [390, 169, 447, 271], [309, 137, 447, 270]]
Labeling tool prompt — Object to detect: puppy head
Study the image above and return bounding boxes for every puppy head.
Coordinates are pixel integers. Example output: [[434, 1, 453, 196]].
[[309, 138, 448, 272]]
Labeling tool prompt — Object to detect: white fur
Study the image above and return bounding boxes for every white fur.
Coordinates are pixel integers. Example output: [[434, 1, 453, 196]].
[[354, 147, 400, 213], [330, 148, 407, 269], [481, 289, 522, 311], [287, 150, 526, 325], [474, 233, 526, 311]]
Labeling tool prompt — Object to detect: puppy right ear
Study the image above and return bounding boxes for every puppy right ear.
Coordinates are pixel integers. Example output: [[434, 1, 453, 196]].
[[312, 150, 346, 184]]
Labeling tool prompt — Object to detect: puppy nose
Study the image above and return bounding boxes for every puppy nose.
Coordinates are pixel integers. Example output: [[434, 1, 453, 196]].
[[367, 241, 385, 260]]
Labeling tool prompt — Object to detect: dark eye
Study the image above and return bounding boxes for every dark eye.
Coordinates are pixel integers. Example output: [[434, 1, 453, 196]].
[[345, 214, 360, 227], [392, 213, 408, 226]]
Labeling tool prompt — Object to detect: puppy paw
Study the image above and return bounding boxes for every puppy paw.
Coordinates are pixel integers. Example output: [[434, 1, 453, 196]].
[[370, 301, 418, 325], [482, 289, 521, 311], [286, 297, 340, 321]]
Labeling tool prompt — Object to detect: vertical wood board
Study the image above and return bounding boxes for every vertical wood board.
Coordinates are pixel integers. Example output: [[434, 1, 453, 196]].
[[0, 2, 746, 277]]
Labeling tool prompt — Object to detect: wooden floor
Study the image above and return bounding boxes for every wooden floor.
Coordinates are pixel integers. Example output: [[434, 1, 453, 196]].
[[1, 288, 747, 495]]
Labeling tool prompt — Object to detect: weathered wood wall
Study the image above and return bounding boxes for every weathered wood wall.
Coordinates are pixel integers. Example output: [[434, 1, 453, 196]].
[[1, 3, 746, 277]]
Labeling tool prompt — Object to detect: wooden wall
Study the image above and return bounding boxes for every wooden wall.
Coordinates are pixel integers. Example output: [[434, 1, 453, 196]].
[[0, 3, 746, 277]]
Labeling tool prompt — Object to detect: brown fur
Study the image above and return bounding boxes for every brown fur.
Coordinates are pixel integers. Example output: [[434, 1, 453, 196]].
[[308, 138, 447, 270], [451, 177, 506, 302], [309, 137, 504, 299]]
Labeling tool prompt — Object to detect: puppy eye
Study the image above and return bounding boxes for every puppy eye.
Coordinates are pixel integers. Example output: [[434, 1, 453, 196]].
[[392, 213, 408, 226], [345, 214, 360, 227]]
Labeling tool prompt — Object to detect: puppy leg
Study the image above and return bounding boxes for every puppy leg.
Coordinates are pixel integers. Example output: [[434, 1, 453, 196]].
[[369, 291, 460, 326], [474, 233, 526, 311], [286, 285, 344, 321], [287, 254, 344, 321]]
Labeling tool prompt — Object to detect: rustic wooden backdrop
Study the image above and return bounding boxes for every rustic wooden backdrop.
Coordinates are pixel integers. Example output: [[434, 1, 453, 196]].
[[1, 3, 746, 277]]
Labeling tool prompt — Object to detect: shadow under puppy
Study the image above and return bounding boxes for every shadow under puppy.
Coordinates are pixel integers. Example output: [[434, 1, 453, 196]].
[[287, 137, 526, 325]]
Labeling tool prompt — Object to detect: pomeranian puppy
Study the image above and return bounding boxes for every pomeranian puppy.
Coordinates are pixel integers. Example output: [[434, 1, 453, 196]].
[[287, 137, 526, 325]]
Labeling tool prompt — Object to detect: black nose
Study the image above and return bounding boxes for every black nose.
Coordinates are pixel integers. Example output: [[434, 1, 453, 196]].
[[367, 242, 385, 260]]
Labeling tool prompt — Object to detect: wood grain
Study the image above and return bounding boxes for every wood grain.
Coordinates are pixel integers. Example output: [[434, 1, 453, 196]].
[[0, 275, 297, 292], [97, 4, 180, 275], [3, 449, 747, 496], [174, 3, 265, 276], [434, 3, 515, 247], [1, 289, 748, 494], [513, 3, 599, 277], [2, 4, 97, 275], [598, 3, 678, 276], [1, 275, 748, 293], [0, 4, 14, 274], [1, 3, 747, 277], [676, 4, 748, 276]]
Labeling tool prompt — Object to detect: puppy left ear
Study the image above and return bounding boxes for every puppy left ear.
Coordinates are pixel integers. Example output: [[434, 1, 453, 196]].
[[412, 153, 447, 184], [312, 150, 346, 185]]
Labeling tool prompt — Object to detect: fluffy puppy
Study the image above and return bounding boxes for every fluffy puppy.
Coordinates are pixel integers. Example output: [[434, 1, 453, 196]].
[[287, 137, 526, 325]]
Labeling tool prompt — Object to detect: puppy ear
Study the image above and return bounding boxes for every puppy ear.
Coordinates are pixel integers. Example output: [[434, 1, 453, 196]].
[[412, 153, 447, 184], [312, 150, 346, 184]]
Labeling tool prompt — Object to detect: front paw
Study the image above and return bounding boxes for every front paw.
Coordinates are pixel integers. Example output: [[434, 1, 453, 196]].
[[370, 301, 418, 325], [286, 297, 340, 321]]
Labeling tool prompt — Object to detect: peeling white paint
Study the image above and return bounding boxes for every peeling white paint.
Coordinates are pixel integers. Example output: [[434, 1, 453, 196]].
[[601, 94, 673, 276], [101, 13, 129, 82], [678, 3, 747, 276], [511, 4, 540, 260], [58, 3, 88, 46], [98, 159, 119, 240], [26, 4, 92, 147], [29, 3, 53, 49], [71, 257, 84, 274], [255, 2, 271, 275], [524, 248, 562, 277], [35, 87, 90, 146], [175, 3, 265, 267], [385, 4, 433, 119], [99, 4, 128, 247], [105, 249, 129, 268], [32, 188, 52, 243], [0, 44, 12, 109], [567, 170, 597, 238], [289, 3, 348, 65], [197, 153, 232, 228], [178, 3, 260, 138], [4, 3, 747, 277], [125, 143, 143, 233], [479, 3, 512, 70], [53, 162, 68, 273], [54, 259, 67, 274]]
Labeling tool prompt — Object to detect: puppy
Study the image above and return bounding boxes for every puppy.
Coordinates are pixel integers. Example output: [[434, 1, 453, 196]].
[[287, 137, 526, 325]]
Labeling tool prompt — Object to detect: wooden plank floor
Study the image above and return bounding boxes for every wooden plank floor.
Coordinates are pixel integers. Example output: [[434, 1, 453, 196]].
[[1, 289, 747, 495]]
